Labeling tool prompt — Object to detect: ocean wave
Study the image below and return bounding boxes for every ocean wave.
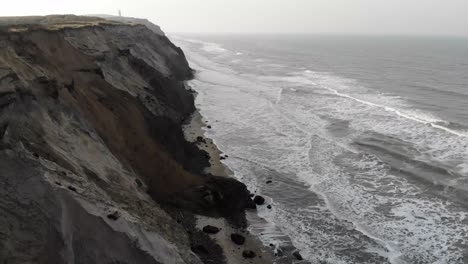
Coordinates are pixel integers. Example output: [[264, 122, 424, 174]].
[[293, 70, 468, 138]]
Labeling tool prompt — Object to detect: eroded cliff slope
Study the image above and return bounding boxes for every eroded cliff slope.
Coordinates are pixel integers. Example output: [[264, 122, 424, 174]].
[[0, 16, 252, 264]]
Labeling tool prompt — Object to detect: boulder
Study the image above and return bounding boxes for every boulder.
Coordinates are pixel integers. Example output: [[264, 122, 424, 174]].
[[293, 251, 303, 260], [253, 195, 265, 205], [202, 225, 220, 234], [230, 233, 246, 245], [266, 180, 272, 184], [196, 136, 206, 143], [242, 250, 256, 259], [267, 205, 272, 209], [107, 211, 120, 221]]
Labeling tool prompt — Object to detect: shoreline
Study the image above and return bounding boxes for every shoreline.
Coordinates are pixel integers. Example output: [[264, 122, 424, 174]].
[[183, 108, 308, 264]]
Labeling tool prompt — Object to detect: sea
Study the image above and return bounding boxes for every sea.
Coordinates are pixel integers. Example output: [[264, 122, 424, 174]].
[[172, 34, 468, 264]]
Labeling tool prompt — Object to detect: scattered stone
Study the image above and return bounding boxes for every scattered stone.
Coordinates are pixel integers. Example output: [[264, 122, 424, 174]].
[[230, 233, 246, 245], [54, 181, 62, 186], [249, 193, 255, 198], [33, 153, 39, 158], [266, 180, 272, 184], [220, 156, 226, 160], [224, 154, 229, 158], [267, 205, 272, 209], [196, 136, 206, 143], [293, 251, 303, 260], [207, 125, 212, 129], [107, 211, 120, 221], [253, 195, 265, 205], [67, 186, 77, 192], [269, 243, 274, 247], [202, 225, 220, 234], [242, 250, 256, 259]]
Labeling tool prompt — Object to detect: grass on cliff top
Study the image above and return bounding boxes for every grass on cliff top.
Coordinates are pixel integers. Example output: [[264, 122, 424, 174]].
[[0, 15, 124, 31]]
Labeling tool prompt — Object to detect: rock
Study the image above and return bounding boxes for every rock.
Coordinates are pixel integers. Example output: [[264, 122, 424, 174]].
[[207, 125, 212, 129], [266, 180, 272, 184], [202, 225, 220, 234], [253, 195, 265, 205], [242, 250, 256, 259], [293, 251, 303, 260], [107, 211, 120, 221], [196, 136, 206, 143], [67, 186, 77, 192], [249, 193, 255, 198], [220, 156, 226, 160], [230, 233, 246, 245], [267, 205, 272, 209]]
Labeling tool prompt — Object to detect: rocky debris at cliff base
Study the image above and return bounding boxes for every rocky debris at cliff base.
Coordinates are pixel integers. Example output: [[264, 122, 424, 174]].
[[253, 195, 265, 205], [196, 136, 206, 143], [231, 233, 246, 245], [293, 251, 304, 260], [107, 211, 120, 221], [242, 250, 257, 259], [203, 225, 221, 234]]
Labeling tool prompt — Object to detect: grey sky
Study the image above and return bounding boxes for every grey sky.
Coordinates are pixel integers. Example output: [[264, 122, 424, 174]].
[[2, 0, 468, 35]]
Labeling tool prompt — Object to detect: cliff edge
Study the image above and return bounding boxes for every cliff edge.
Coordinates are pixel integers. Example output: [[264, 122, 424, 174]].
[[0, 15, 257, 264]]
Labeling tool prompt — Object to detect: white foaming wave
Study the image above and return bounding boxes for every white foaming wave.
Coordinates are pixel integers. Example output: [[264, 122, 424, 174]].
[[201, 42, 227, 53], [171, 36, 227, 54], [286, 70, 468, 139]]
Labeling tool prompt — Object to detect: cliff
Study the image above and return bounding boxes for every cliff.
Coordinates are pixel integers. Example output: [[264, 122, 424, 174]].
[[0, 15, 255, 264]]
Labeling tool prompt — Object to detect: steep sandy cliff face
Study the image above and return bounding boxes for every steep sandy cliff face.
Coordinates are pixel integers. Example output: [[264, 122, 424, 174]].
[[0, 19, 252, 264]]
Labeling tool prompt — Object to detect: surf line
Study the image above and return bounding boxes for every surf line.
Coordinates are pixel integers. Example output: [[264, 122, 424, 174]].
[[326, 88, 468, 139]]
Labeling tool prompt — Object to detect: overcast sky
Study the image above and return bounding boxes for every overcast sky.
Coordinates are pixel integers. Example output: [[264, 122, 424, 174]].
[[2, 0, 468, 36]]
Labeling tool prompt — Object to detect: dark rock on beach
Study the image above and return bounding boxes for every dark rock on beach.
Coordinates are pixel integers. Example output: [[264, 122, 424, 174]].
[[293, 250, 304, 260], [254, 195, 266, 205], [203, 225, 221, 234], [243, 250, 257, 259], [107, 211, 120, 221], [196, 136, 206, 143], [231, 233, 246, 245]]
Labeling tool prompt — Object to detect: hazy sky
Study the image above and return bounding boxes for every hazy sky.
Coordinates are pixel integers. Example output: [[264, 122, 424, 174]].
[[2, 0, 468, 35]]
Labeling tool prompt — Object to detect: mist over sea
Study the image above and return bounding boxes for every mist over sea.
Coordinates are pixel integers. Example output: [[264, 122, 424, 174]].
[[173, 34, 468, 264]]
